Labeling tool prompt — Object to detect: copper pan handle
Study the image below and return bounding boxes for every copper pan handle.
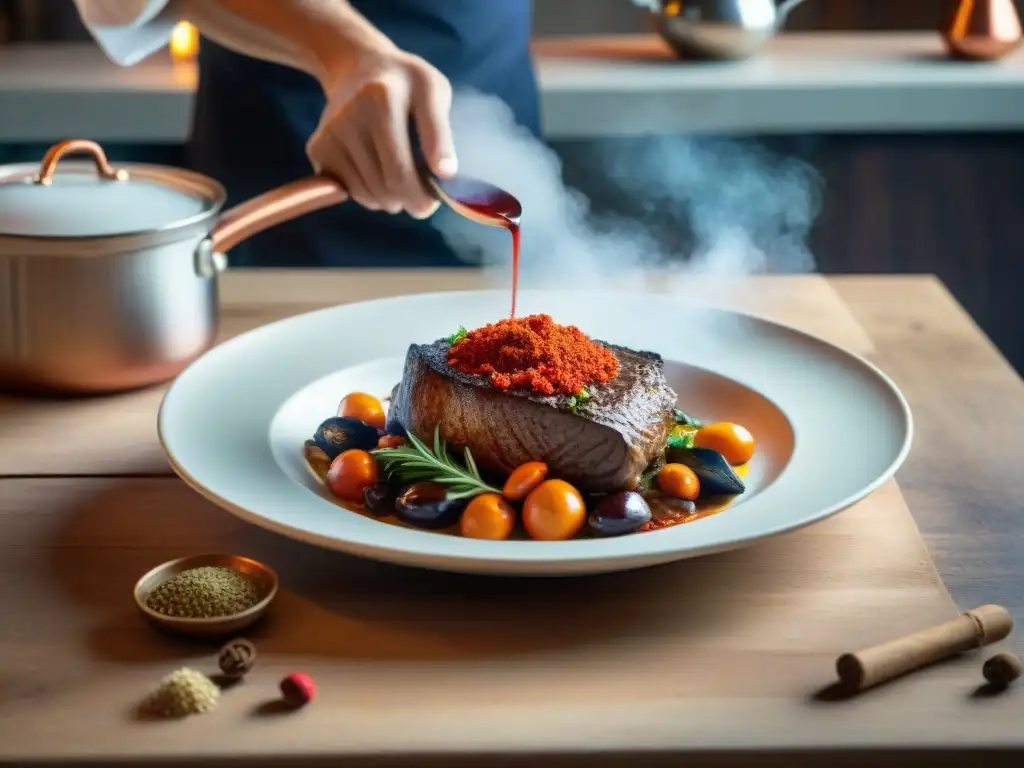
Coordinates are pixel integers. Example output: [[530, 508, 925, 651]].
[[208, 174, 348, 254]]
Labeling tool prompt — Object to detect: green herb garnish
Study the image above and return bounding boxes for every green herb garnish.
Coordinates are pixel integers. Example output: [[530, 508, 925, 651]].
[[448, 326, 468, 345], [673, 408, 703, 429], [667, 430, 694, 450], [371, 425, 500, 499], [637, 452, 667, 492], [566, 387, 592, 416]]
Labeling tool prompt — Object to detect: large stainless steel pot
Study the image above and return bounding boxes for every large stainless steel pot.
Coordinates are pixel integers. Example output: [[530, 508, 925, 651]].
[[0, 139, 347, 394]]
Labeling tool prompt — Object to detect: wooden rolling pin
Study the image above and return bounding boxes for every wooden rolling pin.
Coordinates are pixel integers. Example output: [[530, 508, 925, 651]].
[[835, 604, 1013, 692]]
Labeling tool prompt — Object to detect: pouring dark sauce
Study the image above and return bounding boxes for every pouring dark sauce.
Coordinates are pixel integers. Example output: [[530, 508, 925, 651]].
[[411, 124, 522, 316], [422, 174, 523, 318], [436, 177, 522, 317]]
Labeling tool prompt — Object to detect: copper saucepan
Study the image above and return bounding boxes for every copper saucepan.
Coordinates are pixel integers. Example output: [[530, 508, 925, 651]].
[[0, 139, 349, 394]]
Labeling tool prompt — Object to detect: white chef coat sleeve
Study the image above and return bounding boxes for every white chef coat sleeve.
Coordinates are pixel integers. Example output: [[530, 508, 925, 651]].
[[72, 0, 183, 67]]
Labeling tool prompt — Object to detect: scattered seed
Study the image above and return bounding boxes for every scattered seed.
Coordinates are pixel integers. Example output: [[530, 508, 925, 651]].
[[141, 667, 220, 718]]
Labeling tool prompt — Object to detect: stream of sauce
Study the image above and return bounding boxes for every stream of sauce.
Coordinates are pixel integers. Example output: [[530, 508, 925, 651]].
[[510, 225, 520, 318], [462, 202, 519, 318], [437, 177, 521, 317]]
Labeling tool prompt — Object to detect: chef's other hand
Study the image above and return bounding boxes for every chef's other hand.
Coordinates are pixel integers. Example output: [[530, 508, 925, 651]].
[[307, 45, 457, 219]]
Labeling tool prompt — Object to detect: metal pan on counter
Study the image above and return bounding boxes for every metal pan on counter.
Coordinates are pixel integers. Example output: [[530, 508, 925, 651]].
[[0, 139, 348, 394]]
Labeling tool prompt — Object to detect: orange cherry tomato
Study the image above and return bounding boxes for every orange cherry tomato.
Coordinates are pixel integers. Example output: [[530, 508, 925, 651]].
[[693, 422, 756, 466], [460, 493, 517, 540], [657, 463, 700, 501], [522, 479, 586, 541], [377, 434, 407, 449], [502, 461, 549, 501], [326, 449, 378, 503], [337, 392, 386, 431]]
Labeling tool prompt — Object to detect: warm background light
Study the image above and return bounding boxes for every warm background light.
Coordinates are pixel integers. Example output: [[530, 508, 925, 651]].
[[170, 21, 199, 60]]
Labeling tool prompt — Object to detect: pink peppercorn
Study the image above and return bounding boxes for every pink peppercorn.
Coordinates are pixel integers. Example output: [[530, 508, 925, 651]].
[[279, 672, 316, 707]]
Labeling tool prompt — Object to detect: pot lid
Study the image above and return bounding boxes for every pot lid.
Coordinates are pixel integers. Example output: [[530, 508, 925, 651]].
[[0, 140, 224, 239]]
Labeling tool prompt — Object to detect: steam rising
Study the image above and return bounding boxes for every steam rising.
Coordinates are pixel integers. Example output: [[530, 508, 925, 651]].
[[432, 89, 822, 289]]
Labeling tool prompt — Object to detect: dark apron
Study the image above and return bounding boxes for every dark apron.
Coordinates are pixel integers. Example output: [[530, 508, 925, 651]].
[[185, 0, 539, 268]]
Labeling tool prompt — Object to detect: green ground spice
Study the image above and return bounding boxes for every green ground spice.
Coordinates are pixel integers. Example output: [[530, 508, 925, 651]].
[[141, 667, 220, 718], [145, 565, 260, 618]]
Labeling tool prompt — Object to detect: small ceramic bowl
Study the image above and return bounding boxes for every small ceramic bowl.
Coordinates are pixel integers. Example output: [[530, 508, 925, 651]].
[[133, 553, 279, 638]]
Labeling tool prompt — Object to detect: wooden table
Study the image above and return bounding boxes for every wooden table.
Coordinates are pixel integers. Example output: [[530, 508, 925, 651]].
[[2, 270, 1024, 767]]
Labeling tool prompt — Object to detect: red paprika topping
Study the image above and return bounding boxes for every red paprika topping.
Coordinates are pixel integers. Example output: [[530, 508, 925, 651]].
[[447, 314, 619, 397]]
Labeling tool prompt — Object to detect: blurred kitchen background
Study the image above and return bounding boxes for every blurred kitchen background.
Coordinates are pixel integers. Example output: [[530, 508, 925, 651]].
[[2, 0, 1024, 372], [0, 0, 1006, 41]]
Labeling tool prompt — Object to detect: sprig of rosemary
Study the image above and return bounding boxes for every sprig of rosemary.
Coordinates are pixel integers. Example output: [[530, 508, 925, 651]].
[[448, 325, 468, 344], [566, 387, 592, 416], [371, 425, 500, 499]]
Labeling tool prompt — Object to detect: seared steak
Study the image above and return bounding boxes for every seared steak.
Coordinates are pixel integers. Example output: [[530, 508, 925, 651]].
[[387, 339, 676, 493]]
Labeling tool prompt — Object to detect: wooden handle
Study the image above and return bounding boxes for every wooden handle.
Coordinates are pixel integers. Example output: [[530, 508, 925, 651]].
[[835, 604, 1013, 692]]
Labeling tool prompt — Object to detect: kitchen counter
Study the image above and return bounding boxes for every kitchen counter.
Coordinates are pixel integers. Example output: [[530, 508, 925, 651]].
[[3, 33, 1024, 142]]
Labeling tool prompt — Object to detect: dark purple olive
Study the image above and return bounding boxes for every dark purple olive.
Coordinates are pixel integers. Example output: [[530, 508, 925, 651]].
[[588, 491, 652, 537], [398, 481, 447, 505], [362, 483, 398, 516], [313, 416, 379, 460], [395, 482, 468, 529]]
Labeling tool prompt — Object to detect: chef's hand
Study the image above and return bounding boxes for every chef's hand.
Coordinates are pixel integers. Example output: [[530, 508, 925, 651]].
[[307, 44, 457, 219]]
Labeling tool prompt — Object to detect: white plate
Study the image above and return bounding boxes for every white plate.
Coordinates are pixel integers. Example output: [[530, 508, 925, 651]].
[[158, 289, 912, 576]]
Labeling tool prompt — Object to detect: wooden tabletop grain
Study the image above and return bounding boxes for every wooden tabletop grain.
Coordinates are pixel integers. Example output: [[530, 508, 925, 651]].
[[1, 271, 1023, 767], [831, 276, 1024, 626]]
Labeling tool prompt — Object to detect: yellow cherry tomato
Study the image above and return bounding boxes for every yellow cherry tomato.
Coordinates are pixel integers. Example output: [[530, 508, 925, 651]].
[[460, 493, 517, 540], [693, 422, 756, 466], [326, 449, 378, 503], [337, 392, 386, 431], [502, 461, 549, 501], [522, 479, 586, 541], [657, 463, 700, 500]]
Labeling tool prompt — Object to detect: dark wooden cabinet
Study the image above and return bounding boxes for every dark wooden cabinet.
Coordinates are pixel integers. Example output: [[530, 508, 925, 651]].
[[801, 132, 1024, 372]]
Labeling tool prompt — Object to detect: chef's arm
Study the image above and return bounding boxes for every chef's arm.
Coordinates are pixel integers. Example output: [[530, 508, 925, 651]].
[[73, 0, 390, 89], [174, 0, 393, 90], [73, 0, 457, 218]]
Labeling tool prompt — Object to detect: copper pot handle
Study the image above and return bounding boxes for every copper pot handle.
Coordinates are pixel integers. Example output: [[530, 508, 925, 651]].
[[207, 174, 348, 255], [34, 139, 129, 185]]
